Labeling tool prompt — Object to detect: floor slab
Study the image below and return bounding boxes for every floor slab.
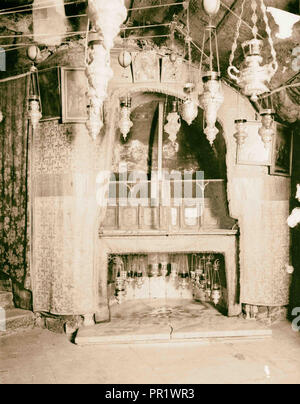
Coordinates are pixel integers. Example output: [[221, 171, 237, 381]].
[[76, 299, 272, 346]]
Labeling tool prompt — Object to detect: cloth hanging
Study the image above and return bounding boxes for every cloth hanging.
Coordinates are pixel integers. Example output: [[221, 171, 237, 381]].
[[0, 75, 31, 289]]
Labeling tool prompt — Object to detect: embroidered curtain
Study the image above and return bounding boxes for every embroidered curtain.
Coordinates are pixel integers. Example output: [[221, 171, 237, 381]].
[[0, 75, 31, 289]]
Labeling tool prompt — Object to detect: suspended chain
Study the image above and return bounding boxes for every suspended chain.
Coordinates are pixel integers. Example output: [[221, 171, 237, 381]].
[[259, 0, 278, 73], [251, 0, 258, 39], [228, 0, 246, 68]]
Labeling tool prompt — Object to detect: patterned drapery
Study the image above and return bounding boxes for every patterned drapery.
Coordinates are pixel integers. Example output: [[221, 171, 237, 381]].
[[0, 75, 31, 288]]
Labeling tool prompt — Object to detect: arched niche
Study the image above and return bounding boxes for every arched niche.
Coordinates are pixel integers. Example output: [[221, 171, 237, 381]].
[[113, 92, 226, 178], [107, 91, 236, 231]]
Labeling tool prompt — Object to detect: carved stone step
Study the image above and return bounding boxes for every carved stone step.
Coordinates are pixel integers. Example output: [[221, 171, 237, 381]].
[[0, 309, 35, 336], [0, 291, 14, 309]]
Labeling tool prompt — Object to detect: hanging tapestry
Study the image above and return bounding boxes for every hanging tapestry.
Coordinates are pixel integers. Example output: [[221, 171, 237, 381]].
[[0, 75, 31, 288]]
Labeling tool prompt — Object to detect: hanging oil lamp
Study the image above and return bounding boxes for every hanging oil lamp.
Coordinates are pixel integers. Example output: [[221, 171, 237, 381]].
[[234, 119, 248, 146], [195, 255, 204, 281], [199, 18, 224, 146], [181, 18, 198, 126], [28, 94, 42, 131], [170, 261, 178, 281], [190, 255, 197, 285], [119, 96, 133, 141], [211, 284, 222, 305], [178, 255, 190, 289], [258, 109, 275, 147], [114, 256, 127, 304], [227, 0, 278, 102], [181, 99, 198, 126], [27, 47, 42, 130], [28, 66, 42, 130], [161, 262, 169, 278], [127, 255, 135, 285], [164, 101, 181, 144], [211, 259, 222, 305], [200, 71, 224, 145], [135, 256, 145, 289]]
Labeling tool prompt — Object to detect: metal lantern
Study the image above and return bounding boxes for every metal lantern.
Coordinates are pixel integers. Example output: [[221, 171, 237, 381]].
[[258, 109, 275, 147], [203, 0, 221, 16], [118, 50, 132, 68], [234, 119, 248, 146]]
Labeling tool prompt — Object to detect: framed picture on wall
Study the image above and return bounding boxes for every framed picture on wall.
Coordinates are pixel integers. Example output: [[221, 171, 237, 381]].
[[38, 67, 61, 121], [270, 123, 293, 177], [61, 67, 88, 123], [132, 51, 160, 83], [236, 121, 273, 166]]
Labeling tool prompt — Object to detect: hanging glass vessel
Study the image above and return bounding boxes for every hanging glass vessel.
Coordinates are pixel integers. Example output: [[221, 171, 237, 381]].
[[199, 10, 224, 146], [178, 255, 190, 289], [170, 261, 178, 281], [161, 262, 169, 278], [136, 256, 145, 288], [258, 109, 275, 147], [114, 256, 127, 304], [181, 19, 198, 126], [234, 119, 248, 146], [200, 71, 224, 145], [119, 97, 133, 141], [227, 0, 278, 102], [211, 259, 222, 305], [203, 0, 221, 16], [211, 284, 222, 305], [118, 50, 132, 68], [28, 94, 42, 130], [28, 65, 42, 131], [127, 255, 135, 284], [181, 99, 198, 126], [164, 101, 181, 144]]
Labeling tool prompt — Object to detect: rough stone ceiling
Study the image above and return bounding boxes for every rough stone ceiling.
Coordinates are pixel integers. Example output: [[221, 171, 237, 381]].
[[0, 0, 299, 121]]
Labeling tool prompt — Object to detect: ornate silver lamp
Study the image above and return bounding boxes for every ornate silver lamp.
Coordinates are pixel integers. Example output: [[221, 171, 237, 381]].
[[228, 0, 278, 102]]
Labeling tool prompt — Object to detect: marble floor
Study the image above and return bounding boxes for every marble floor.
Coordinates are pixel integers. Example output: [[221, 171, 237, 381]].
[[76, 299, 272, 345], [0, 319, 300, 384]]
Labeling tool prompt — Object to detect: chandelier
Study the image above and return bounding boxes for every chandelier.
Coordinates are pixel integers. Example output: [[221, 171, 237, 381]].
[[228, 0, 278, 102], [199, 7, 224, 146]]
